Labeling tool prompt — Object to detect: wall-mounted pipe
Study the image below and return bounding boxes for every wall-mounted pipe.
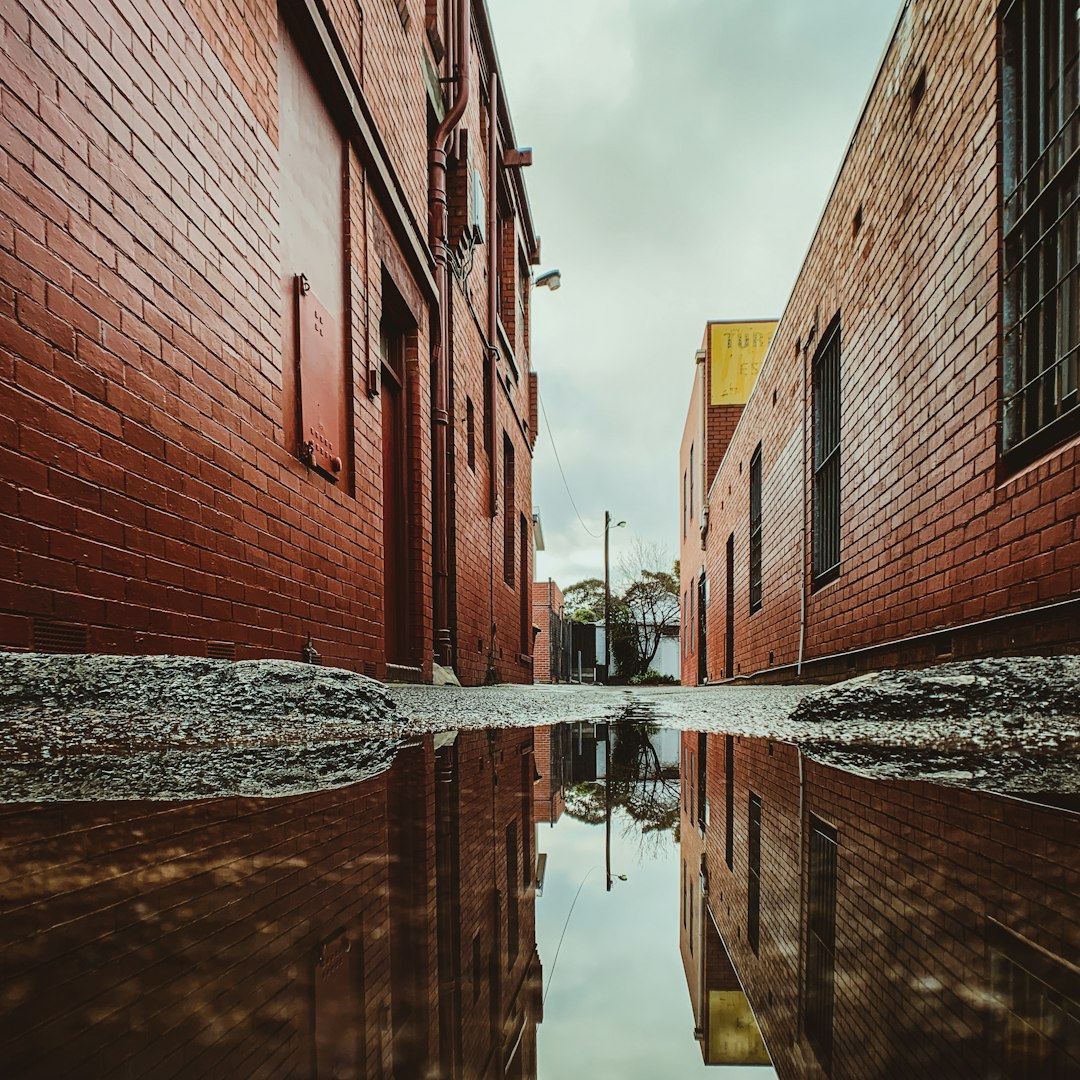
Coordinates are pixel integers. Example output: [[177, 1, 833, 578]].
[[487, 69, 499, 519], [797, 321, 815, 677], [429, 0, 471, 668]]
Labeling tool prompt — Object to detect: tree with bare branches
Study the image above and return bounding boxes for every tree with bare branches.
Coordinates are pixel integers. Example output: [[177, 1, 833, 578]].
[[616, 541, 679, 678]]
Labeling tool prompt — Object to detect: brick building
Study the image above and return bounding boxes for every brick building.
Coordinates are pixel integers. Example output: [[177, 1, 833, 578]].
[[679, 0, 1080, 683], [678, 731, 1080, 1078], [531, 578, 570, 683], [678, 320, 776, 685], [0, 0, 542, 683], [0, 728, 541, 1077]]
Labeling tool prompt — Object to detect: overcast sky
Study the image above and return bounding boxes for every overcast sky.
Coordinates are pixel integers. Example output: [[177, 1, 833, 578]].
[[486, 0, 902, 591]]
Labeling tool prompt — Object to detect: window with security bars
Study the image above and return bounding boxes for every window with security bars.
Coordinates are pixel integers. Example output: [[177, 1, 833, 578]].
[[804, 817, 837, 1075], [812, 320, 841, 585], [749, 444, 762, 613], [505, 821, 519, 961], [747, 793, 762, 956], [503, 434, 515, 587], [988, 922, 1080, 1079], [1002, 0, 1080, 462], [696, 732, 708, 830]]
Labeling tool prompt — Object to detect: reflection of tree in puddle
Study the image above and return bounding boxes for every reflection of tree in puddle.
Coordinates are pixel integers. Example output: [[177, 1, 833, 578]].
[[564, 721, 680, 856]]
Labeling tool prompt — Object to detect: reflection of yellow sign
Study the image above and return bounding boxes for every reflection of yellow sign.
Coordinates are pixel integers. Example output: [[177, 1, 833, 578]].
[[707, 990, 772, 1065], [709, 321, 777, 405]]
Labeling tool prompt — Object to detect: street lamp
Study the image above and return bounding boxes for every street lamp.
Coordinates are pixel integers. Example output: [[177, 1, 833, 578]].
[[603, 511, 626, 681]]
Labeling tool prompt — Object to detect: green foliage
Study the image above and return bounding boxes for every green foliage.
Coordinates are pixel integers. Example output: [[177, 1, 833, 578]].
[[562, 721, 680, 844], [563, 577, 604, 624], [629, 669, 678, 686], [563, 546, 679, 681]]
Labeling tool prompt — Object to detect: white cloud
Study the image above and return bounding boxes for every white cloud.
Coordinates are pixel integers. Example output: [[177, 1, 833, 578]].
[[490, 0, 902, 589]]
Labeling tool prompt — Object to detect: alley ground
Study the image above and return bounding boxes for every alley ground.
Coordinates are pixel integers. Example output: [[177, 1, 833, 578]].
[[1, 654, 1076, 801]]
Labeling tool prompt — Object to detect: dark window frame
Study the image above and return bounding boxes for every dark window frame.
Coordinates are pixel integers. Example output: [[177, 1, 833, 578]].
[[804, 815, 838, 1075], [724, 734, 734, 870], [1001, 0, 1080, 467], [689, 443, 694, 521], [502, 433, 515, 587], [812, 316, 841, 587], [988, 919, 1080, 1074], [747, 792, 762, 956], [466, 396, 475, 471], [505, 821, 519, 962], [749, 444, 763, 613]]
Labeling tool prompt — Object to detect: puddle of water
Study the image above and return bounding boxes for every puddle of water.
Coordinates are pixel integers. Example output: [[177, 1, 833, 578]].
[[0, 722, 1076, 1078]]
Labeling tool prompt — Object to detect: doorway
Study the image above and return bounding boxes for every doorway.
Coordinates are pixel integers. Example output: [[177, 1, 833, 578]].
[[381, 303, 411, 665]]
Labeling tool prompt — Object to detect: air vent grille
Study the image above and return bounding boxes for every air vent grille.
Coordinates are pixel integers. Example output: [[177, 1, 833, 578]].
[[207, 641, 236, 660], [32, 619, 89, 654]]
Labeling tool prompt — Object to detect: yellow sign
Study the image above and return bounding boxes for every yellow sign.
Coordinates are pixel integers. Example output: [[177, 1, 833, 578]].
[[709, 321, 777, 405], [707, 990, 773, 1065]]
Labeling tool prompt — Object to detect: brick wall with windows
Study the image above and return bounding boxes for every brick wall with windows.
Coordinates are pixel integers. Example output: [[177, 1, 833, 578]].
[[444, 21, 539, 686], [450, 728, 540, 1077], [0, 730, 542, 1077], [686, 0, 1079, 682], [682, 734, 1080, 1078]]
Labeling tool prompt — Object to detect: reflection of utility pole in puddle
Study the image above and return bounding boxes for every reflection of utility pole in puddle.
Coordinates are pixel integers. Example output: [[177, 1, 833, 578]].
[[542, 861, 628, 1009]]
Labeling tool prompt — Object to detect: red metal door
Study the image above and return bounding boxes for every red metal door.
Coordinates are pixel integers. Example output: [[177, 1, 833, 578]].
[[278, 22, 349, 486]]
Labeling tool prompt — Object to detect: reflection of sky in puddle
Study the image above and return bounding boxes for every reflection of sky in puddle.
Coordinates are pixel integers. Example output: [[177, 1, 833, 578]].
[[536, 806, 775, 1079]]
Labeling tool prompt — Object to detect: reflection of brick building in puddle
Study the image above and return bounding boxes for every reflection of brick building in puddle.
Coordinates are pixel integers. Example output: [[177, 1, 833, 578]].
[[0, 729, 539, 1078], [532, 722, 612, 829], [679, 732, 1080, 1078], [533, 724, 569, 826]]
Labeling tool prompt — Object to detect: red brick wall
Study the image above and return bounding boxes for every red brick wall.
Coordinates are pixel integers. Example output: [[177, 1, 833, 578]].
[[0, 747, 429, 1078], [688, 1, 1079, 681], [443, 30, 537, 687], [0, 730, 542, 1078], [686, 734, 1080, 1078], [532, 723, 567, 824], [0, 0, 537, 684], [678, 731, 707, 1023], [531, 578, 563, 683], [451, 728, 541, 1077]]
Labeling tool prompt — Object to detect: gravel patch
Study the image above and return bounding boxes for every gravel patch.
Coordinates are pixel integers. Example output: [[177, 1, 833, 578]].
[[0, 654, 408, 800], [1, 653, 1076, 801]]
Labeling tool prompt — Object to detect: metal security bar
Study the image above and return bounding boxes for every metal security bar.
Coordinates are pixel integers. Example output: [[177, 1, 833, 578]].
[[749, 444, 763, 613], [812, 320, 841, 585], [1002, 0, 1080, 461], [724, 735, 734, 869], [747, 793, 762, 956], [804, 817, 837, 1075], [988, 921, 1080, 1078]]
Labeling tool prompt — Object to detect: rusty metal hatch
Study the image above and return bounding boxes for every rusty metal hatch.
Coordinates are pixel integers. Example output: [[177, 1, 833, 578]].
[[297, 273, 343, 480]]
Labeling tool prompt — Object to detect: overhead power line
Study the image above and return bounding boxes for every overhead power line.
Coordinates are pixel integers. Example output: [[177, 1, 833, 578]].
[[537, 387, 602, 539]]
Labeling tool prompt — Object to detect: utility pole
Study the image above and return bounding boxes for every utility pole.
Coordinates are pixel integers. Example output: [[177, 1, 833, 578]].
[[602, 512, 625, 682], [604, 510, 611, 681], [605, 728, 612, 891]]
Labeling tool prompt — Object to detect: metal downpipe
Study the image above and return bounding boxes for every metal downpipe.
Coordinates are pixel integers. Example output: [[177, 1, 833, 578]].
[[429, 0, 471, 669]]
